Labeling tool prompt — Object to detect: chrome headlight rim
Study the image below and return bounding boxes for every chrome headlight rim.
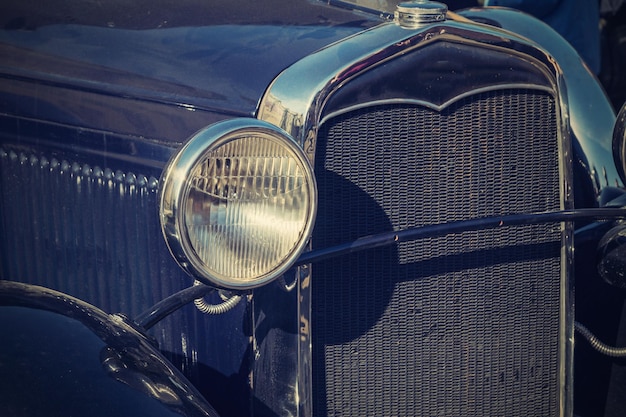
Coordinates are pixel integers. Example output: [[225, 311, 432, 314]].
[[160, 118, 317, 290]]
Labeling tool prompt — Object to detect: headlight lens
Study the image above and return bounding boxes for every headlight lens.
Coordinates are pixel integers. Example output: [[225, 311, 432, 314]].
[[160, 119, 317, 289]]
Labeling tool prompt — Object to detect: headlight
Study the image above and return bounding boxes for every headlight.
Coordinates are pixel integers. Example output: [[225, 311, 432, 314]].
[[160, 119, 317, 289]]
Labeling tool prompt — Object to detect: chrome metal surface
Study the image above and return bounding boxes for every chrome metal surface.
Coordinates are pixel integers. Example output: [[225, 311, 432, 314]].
[[395, 1, 447, 28], [614, 102, 626, 184], [294, 208, 626, 266], [257, 17, 555, 162], [159, 118, 317, 290], [256, 14, 574, 417]]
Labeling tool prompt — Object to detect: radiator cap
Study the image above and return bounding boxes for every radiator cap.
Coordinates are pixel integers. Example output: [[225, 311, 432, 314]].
[[395, 0, 447, 28]]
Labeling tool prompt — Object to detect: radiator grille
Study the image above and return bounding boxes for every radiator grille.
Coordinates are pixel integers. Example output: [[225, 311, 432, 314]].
[[0, 145, 248, 392], [312, 90, 562, 416], [0, 148, 166, 317]]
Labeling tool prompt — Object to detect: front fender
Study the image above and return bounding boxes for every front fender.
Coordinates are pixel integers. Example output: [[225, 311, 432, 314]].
[[0, 280, 220, 417]]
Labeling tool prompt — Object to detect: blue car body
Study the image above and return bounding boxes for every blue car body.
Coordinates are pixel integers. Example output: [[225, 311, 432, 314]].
[[1, 1, 626, 416]]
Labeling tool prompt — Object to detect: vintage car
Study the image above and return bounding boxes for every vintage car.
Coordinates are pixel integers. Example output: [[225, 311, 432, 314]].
[[2, 0, 626, 416]]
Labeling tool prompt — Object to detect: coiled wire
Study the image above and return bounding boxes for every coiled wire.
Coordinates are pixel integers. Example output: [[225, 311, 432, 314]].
[[193, 280, 242, 314], [575, 321, 626, 357]]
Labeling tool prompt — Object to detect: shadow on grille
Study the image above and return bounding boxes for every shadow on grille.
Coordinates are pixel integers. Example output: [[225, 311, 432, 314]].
[[311, 91, 561, 416]]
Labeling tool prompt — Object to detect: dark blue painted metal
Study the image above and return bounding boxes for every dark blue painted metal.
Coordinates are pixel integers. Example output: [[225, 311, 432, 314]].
[[0, 280, 220, 417]]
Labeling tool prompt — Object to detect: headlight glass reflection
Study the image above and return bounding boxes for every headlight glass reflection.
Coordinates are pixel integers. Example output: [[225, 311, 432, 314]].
[[161, 120, 316, 289], [185, 136, 312, 281]]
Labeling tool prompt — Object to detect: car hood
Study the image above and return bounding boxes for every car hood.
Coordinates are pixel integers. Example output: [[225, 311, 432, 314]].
[[0, 0, 381, 117]]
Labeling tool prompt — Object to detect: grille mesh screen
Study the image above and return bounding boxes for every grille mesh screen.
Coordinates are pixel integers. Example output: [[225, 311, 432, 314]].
[[312, 90, 562, 416], [0, 150, 165, 318], [0, 146, 246, 388]]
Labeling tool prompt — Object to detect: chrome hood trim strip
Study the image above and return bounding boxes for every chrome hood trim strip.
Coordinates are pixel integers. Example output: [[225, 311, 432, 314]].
[[257, 16, 557, 162]]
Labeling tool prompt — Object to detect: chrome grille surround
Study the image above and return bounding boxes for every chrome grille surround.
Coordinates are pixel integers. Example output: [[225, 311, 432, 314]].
[[255, 18, 573, 417]]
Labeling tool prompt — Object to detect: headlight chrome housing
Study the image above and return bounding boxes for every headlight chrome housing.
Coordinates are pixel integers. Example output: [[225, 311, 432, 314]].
[[160, 119, 317, 289]]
